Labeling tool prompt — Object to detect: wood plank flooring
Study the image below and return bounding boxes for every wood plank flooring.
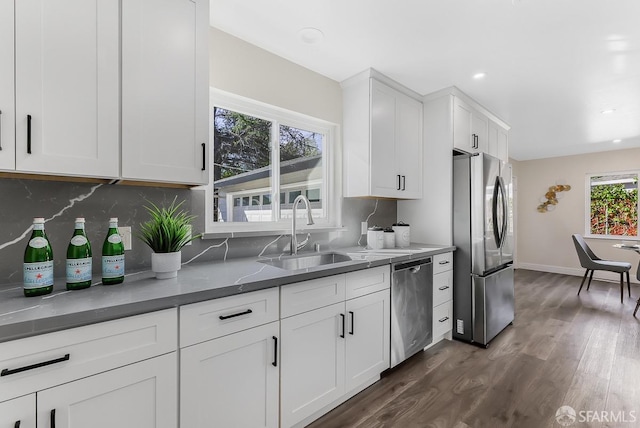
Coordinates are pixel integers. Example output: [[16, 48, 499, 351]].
[[308, 269, 640, 428]]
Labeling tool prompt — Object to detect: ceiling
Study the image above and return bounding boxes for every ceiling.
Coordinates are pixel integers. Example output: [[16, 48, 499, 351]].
[[209, 0, 640, 161]]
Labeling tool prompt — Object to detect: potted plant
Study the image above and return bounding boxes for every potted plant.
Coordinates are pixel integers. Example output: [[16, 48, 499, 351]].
[[138, 197, 200, 279]]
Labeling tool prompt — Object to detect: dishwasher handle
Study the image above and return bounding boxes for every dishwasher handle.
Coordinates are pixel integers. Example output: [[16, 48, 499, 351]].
[[393, 257, 432, 272]]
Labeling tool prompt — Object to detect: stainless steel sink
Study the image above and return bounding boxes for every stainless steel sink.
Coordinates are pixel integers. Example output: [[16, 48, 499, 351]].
[[259, 252, 352, 270]]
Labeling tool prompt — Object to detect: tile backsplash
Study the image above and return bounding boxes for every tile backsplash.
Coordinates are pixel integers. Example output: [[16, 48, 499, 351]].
[[0, 177, 396, 286]]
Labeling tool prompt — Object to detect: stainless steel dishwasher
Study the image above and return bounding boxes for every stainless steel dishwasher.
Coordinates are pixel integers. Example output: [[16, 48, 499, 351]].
[[390, 257, 433, 367]]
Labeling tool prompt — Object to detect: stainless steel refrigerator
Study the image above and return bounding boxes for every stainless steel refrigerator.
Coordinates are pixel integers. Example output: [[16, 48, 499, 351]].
[[453, 152, 514, 347]]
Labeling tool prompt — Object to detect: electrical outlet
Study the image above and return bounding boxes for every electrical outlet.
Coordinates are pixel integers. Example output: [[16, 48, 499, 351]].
[[361, 221, 368, 235], [185, 225, 193, 246], [118, 226, 132, 251]]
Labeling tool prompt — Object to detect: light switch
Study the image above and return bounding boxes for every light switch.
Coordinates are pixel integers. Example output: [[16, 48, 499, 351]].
[[118, 226, 132, 251]]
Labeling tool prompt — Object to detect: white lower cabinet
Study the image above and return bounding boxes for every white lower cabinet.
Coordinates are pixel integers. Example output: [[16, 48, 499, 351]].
[[37, 352, 177, 428], [0, 394, 35, 428], [180, 321, 280, 428], [280, 302, 346, 428], [280, 267, 391, 428]]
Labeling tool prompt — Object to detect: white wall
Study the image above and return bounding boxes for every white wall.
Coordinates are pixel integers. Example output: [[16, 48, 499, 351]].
[[513, 147, 640, 283], [209, 27, 342, 125]]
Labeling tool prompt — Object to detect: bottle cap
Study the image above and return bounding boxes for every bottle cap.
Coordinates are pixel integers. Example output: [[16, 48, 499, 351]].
[[33, 217, 45, 223], [75, 217, 85, 222], [109, 217, 118, 222]]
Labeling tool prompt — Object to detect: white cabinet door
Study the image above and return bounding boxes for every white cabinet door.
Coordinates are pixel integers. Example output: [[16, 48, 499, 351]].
[[0, 394, 35, 428], [370, 79, 400, 198], [180, 322, 279, 428], [0, 0, 14, 171], [14, 0, 119, 178], [395, 93, 423, 199], [345, 290, 390, 394], [280, 302, 346, 428], [453, 97, 487, 154], [488, 119, 509, 163], [36, 352, 177, 428], [121, 0, 209, 185]]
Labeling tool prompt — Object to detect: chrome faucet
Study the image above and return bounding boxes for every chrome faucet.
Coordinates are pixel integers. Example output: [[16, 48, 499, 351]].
[[291, 195, 315, 255]]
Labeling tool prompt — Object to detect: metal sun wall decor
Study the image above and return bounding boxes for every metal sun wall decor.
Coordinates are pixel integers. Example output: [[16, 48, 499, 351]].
[[537, 181, 572, 213]]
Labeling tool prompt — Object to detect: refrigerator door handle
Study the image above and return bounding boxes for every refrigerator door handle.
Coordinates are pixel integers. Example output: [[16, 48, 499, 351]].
[[492, 176, 503, 248], [499, 176, 508, 249]]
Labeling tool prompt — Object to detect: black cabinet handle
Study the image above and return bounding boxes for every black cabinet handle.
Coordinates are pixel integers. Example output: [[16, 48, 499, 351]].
[[272, 336, 278, 367], [439, 260, 450, 265], [396, 174, 401, 190], [14, 421, 20, 428], [339, 313, 345, 338], [27, 115, 32, 154], [438, 285, 450, 291], [401, 175, 406, 191], [201, 143, 206, 171], [349, 311, 354, 335], [218, 309, 252, 320], [439, 316, 450, 323], [50, 409, 56, 428], [1, 353, 70, 377]]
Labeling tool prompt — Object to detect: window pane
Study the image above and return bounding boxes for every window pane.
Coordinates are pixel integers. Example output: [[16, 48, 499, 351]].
[[589, 173, 638, 237], [279, 125, 324, 221], [213, 107, 273, 223]]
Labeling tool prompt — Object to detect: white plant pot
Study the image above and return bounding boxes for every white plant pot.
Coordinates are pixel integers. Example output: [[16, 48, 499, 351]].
[[151, 251, 182, 279]]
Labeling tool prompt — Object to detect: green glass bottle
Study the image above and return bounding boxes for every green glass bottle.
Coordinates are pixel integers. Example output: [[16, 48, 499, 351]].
[[23, 217, 54, 297], [102, 218, 124, 285], [66, 218, 92, 290]]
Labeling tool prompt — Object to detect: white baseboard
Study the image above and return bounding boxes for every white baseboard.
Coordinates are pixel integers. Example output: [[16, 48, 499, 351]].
[[517, 262, 640, 284]]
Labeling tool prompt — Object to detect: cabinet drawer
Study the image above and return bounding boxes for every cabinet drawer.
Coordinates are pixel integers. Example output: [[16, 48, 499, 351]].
[[433, 252, 453, 275], [0, 308, 177, 403], [281, 274, 346, 318], [433, 270, 453, 307], [433, 301, 452, 339], [346, 266, 390, 300], [180, 288, 279, 347]]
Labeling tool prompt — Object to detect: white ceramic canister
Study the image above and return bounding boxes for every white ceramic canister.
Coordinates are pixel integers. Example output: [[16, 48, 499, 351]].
[[367, 226, 384, 250], [392, 222, 411, 248], [383, 228, 395, 249]]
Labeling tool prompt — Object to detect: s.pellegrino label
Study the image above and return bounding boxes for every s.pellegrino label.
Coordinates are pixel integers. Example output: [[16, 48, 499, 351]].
[[66, 218, 92, 290], [102, 218, 124, 285], [23, 218, 54, 297]]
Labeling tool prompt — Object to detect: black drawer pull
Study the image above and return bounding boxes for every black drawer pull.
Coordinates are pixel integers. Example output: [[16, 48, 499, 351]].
[[339, 313, 345, 338], [438, 285, 450, 291], [218, 309, 252, 320], [438, 260, 450, 265], [14, 421, 21, 428], [349, 311, 354, 335], [27, 115, 32, 154], [51, 409, 56, 428], [1, 353, 70, 377], [439, 316, 450, 323], [272, 336, 278, 367], [201, 143, 206, 171], [396, 174, 401, 190]]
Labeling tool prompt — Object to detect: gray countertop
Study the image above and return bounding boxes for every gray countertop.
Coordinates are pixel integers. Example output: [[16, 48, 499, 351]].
[[0, 244, 454, 343]]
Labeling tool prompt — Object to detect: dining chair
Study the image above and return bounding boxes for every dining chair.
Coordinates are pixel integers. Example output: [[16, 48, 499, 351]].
[[634, 263, 640, 317], [571, 234, 632, 303]]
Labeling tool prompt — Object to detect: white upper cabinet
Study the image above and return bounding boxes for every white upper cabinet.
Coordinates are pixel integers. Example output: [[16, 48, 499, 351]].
[[488, 118, 509, 163], [121, 0, 209, 186], [12, 0, 119, 178], [453, 96, 488, 154], [342, 69, 423, 199], [0, 0, 14, 171]]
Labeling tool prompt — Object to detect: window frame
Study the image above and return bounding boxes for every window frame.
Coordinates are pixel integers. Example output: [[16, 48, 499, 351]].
[[584, 169, 640, 240], [203, 88, 342, 236]]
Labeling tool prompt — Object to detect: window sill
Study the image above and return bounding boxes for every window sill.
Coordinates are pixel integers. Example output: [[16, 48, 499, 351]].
[[584, 234, 639, 241], [202, 226, 348, 240]]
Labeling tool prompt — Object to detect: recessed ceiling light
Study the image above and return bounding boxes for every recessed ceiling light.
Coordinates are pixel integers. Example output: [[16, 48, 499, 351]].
[[298, 27, 324, 45], [613, 139, 622, 143], [472, 72, 487, 80], [601, 109, 616, 114]]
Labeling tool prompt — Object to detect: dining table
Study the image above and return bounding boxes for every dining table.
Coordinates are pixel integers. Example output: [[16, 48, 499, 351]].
[[613, 243, 640, 316]]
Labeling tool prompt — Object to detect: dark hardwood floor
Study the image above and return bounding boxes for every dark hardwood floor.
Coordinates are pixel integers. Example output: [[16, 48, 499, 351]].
[[308, 269, 640, 428]]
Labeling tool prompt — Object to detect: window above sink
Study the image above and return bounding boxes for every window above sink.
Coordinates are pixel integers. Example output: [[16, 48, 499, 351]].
[[202, 89, 343, 237]]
